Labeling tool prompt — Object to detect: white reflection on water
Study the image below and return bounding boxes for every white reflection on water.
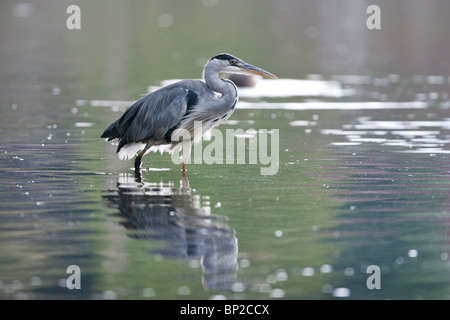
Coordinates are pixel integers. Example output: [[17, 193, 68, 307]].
[[332, 287, 351, 298], [322, 116, 450, 154], [289, 120, 317, 127], [240, 101, 427, 111], [149, 78, 355, 98], [353, 119, 450, 130], [238, 78, 356, 98]]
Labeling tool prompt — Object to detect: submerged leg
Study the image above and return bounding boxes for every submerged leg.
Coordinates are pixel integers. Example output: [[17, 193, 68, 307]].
[[134, 155, 142, 172]]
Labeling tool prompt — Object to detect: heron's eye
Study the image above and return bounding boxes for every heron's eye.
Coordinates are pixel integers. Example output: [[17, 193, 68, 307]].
[[229, 60, 236, 65]]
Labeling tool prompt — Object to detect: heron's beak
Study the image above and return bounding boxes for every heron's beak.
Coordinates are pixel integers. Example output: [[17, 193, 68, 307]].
[[238, 62, 278, 79]]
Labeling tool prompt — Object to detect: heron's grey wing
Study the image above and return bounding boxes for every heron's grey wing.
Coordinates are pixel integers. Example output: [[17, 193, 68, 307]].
[[120, 86, 195, 148]]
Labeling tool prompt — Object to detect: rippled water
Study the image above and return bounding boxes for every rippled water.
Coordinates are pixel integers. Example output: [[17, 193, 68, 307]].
[[2, 0, 450, 300], [2, 73, 450, 300]]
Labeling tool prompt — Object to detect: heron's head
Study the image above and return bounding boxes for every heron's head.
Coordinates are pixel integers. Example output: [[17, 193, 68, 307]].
[[207, 53, 278, 79]]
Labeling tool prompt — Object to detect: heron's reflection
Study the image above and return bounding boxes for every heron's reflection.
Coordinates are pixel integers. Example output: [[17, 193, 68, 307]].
[[103, 172, 238, 291]]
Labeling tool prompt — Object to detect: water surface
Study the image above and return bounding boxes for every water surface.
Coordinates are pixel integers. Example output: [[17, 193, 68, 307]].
[[1, 0, 450, 300]]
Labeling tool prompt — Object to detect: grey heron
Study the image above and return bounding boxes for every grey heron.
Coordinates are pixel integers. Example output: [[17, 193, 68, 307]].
[[101, 53, 277, 175]]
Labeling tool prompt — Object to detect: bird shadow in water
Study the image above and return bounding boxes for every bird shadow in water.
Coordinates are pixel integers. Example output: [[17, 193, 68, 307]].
[[102, 171, 238, 291]]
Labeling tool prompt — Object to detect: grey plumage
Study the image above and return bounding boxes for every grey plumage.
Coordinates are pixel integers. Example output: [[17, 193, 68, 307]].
[[102, 85, 198, 150]]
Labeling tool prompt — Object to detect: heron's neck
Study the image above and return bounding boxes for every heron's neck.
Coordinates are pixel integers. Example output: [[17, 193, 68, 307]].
[[203, 65, 237, 105]]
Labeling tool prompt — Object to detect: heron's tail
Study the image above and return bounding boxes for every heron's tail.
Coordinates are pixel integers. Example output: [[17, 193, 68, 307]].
[[101, 120, 129, 153], [101, 105, 139, 153], [100, 120, 120, 140]]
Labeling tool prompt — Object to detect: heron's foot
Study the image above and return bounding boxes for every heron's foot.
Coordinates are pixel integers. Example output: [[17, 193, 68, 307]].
[[141, 160, 151, 171]]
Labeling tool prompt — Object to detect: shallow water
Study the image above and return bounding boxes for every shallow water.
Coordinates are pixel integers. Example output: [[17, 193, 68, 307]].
[[2, 76, 450, 300], [2, 1, 450, 300]]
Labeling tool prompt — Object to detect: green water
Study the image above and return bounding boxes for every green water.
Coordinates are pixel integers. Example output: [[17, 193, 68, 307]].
[[1, 0, 450, 300]]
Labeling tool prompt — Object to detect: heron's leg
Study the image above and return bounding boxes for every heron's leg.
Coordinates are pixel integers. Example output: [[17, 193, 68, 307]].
[[181, 164, 188, 179], [180, 141, 192, 175], [134, 143, 152, 172], [134, 153, 142, 170]]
